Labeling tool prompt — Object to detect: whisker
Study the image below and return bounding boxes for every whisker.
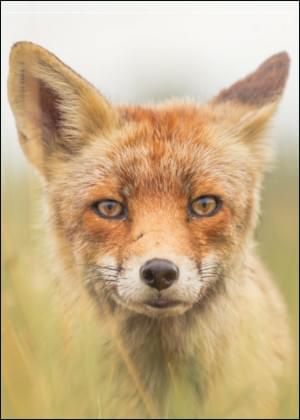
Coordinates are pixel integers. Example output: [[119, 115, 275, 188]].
[[95, 264, 121, 271]]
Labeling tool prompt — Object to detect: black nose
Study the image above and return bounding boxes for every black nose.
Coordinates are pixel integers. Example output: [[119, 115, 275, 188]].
[[140, 258, 179, 291]]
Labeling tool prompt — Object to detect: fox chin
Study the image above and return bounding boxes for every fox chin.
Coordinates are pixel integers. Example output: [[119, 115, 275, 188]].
[[8, 42, 292, 418]]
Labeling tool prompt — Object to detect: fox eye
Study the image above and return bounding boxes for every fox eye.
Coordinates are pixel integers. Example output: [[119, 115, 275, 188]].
[[93, 200, 126, 219], [189, 195, 221, 217]]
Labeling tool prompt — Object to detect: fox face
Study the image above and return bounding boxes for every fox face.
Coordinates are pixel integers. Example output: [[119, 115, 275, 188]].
[[50, 105, 257, 318], [8, 43, 289, 318]]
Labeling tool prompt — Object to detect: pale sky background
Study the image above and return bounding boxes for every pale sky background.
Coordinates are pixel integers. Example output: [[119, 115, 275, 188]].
[[2, 1, 299, 173]]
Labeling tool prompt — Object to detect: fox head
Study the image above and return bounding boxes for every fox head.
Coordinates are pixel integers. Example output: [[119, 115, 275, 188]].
[[8, 42, 289, 318]]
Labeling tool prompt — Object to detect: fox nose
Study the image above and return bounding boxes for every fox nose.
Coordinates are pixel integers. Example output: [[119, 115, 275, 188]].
[[140, 258, 179, 291]]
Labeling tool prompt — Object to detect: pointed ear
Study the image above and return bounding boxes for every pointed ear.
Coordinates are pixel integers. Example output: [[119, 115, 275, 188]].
[[8, 42, 119, 175], [207, 52, 290, 142]]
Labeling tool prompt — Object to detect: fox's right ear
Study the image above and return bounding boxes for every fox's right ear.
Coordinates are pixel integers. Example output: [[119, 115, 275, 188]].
[[8, 42, 118, 176]]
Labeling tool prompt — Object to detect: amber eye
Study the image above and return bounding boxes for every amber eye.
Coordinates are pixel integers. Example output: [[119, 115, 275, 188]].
[[93, 200, 126, 219], [189, 195, 221, 217]]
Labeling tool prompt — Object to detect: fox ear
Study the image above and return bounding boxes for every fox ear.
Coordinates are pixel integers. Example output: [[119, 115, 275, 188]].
[[8, 42, 118, 175], [208, 52, 290, 143]]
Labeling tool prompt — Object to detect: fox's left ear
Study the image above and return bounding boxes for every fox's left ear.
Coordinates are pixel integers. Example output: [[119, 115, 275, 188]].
[[207, 52, 290, 143]]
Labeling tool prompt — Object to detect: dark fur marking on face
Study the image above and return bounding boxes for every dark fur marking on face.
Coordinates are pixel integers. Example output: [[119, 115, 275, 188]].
[[133, 232, 145, 242], [205, 229, 231, 246]]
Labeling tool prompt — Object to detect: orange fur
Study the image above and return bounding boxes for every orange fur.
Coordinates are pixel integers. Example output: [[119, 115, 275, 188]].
[[8, 42, 292, 418]]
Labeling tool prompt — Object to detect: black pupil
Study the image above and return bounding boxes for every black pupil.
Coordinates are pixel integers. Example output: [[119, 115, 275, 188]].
[[106, 202, 115, 211], [201, 199, 209, 208]]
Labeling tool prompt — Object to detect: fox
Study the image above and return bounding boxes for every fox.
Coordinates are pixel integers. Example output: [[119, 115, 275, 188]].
[[8, 42, 292, 419]]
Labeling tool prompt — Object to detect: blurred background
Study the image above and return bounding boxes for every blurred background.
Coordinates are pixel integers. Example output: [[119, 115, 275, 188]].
[[2, 2, 299, 418]]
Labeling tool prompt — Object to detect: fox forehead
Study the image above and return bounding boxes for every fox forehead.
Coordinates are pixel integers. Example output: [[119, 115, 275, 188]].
[[52, 102, 255, 204]]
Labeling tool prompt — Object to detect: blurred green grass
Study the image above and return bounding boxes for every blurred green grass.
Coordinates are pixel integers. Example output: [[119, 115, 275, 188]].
[[1, 149, 299, 419]]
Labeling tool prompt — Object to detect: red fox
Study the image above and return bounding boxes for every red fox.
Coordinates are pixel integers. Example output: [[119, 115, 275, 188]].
[[8, 42, 291, 418]]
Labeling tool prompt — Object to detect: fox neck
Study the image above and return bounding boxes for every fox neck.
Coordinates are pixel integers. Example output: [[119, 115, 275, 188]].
[[101, 274, 233, 397]]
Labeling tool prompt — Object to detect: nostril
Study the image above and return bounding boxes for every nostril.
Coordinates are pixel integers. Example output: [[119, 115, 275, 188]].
[[164, 269, 178, 282], [142, 268, 155, 284]]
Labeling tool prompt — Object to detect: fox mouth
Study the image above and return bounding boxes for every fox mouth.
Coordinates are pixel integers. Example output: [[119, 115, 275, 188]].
[[110, 291, 192, 317], [143, 298, 182, 309]]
